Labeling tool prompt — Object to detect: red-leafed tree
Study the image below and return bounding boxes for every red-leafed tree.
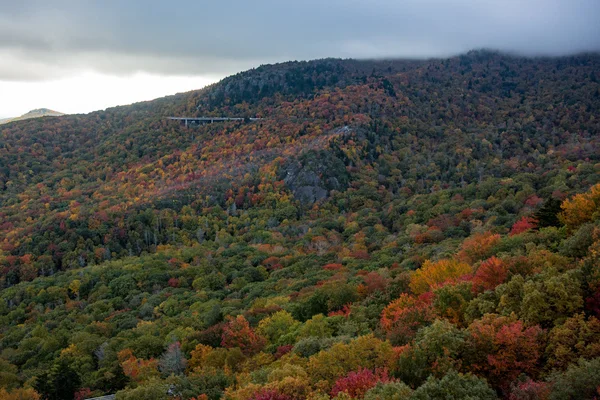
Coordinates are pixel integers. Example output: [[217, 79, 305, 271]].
[[323, 263, 344, 271], [330, 368, 390, 398], [510, 216, 538, 236], [274, 345, 294, 359], [221, 315, 266, 355], [508, 379, 552, 400], [380, 293, 435, 345], [74, 388, 93, 400], [464, 314, 544, 392], [472, 256, 508, 293], [360, 271, 388, 295]]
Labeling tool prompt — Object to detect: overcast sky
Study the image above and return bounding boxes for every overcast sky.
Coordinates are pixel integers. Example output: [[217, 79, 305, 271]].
[[1, 0, 599, 118]]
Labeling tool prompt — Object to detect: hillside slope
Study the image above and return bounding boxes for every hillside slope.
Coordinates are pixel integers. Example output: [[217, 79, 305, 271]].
[[1, 51, 600, 399]]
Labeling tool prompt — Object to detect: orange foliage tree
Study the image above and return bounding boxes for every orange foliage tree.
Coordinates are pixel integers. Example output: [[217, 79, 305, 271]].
[[380, 293, 435, 345], [409, 259, 472, 295], [188, 344, 214, 372], [221, 315, 266, 355], [457, 232, 501, 264], [559, 183, 600, 231], [0, 388, 41, 400], [117, 349, 160, 383]]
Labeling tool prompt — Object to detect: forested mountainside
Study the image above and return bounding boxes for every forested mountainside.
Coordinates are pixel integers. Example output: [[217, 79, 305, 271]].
[[1, 50, 600, 400]]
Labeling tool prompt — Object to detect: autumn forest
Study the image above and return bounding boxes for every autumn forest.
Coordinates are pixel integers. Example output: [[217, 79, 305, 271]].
[[1, 50, 600, 400]]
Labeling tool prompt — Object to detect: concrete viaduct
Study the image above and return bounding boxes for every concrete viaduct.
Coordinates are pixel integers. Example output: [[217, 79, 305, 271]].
[[168, 117, 262, 127]]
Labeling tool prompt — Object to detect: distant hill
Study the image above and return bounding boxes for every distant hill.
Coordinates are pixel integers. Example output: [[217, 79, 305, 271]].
[[0, 108, 64, 124]]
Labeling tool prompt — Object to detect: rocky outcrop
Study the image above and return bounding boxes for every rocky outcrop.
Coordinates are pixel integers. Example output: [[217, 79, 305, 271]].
[[282, 149, 349, 205]]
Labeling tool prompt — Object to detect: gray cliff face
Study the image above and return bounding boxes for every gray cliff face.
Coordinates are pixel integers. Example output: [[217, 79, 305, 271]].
[[282, 149, 348, 205]]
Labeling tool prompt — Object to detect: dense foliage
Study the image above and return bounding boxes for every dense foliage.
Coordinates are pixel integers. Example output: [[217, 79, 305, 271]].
[[1, 51, 600, 399]]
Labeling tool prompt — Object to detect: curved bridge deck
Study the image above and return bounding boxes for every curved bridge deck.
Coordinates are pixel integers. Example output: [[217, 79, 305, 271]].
[[168, 117, 261, 127]]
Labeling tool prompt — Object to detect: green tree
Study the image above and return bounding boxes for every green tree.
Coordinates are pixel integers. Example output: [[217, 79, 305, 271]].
[[297, 314, 333, 339], [257, 310, 301, 350], [115, 378, 168, 400], [548, 357, 600, 400], [495, 269, 583, 327], [363, 381, 412, 400], [396, 319, 466, 388], [0, 359, 20, 390], [34, 359, 81, 400], [411, 370, 498, 400], [546, 313, 600, 371]]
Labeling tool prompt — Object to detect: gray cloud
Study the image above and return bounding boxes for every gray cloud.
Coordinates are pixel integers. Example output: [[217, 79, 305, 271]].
[[1, 0, 599, 80]]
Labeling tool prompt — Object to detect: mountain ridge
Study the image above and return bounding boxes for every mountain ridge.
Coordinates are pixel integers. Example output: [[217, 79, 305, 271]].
[[1, 51, 599, 274]]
